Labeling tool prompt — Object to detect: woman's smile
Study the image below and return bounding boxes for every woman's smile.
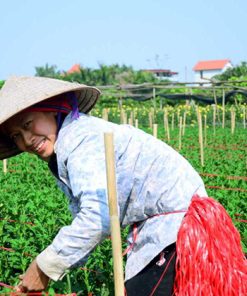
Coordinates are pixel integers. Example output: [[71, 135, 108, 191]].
[[4, 111, 58, 162]]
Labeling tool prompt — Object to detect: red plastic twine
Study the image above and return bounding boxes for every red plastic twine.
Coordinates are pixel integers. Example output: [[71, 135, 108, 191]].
[[174, 195, 247, 296], [206, 185, 247, 192], [200, 172, 247, 181], [0, 218, 35, 226]]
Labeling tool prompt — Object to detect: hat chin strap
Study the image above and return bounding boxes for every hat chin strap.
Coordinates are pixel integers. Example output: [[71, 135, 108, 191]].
[[56, 92, 80, 134], [68, 92, 80, 120]]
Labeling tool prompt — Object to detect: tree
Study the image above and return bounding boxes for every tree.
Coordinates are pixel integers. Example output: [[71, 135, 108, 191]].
[[34, 63, 162, 85], [213, 61, 247, 81], [35, 63, 61, 78]]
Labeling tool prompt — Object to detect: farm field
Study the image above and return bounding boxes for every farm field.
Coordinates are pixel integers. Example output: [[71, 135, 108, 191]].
[[0, 104, 246, 295]]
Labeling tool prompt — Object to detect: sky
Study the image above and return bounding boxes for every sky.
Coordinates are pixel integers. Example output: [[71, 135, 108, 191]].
[[1, 0, 247, 82]]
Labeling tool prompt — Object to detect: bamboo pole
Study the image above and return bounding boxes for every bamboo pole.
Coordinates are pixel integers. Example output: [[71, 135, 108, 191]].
[[3, 159, 7, 174], [135, 119, 139, 129], [104, 133, 125, 296], [231, 108, 233, 134], [195, 105, 199, 122], [204, 114, 207, 147], [102, 108, 108, 121], [182, 111, 187, 136], [124, 113, 127, 124], [153, 123, 158, 138], [164, 111, 170, 142], [163, 110, 166, 132], [231, 107, 236, 134], [120, 109, 125, 124], [171, 113, 175, 130], [243, 106, 246, 129], [160, 97, 163, 110], [198, 112, 204, 167], [151, 107, 155, 124], [152, 88, 156, 111], [212, 104, 216, 135], [148, 112, 153, 129], [179, 116, 182, 150], [130, 111, 134, 124], [222, 89, 225, 128], [213, 88, 220, 124], [118, 97, 123, 110], [166, 116, 170, 142], [133, 109, 137, 122], [177, 110, 180, 126], [128, 117, 133, 126], [121, 109, 127, 124]]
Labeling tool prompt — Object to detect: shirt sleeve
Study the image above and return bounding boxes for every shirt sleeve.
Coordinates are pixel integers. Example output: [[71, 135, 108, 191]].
[[37, 132, 111, 281]]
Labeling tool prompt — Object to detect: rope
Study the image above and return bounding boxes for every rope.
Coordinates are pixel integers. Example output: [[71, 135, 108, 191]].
[[122, 210, 187, 256], [149, 252, 176, 296], [0, 282, 77, 295]]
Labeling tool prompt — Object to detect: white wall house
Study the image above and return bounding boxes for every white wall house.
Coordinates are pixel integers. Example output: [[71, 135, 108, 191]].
[[143, 69, 178, 81], [193, 59, 233, 83]]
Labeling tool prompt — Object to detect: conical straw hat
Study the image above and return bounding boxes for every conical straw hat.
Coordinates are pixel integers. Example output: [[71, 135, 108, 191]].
[[0, 76, 101, 160]]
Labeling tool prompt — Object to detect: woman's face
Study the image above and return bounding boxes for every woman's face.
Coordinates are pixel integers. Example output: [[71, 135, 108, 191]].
[[4, 111, 57, 162]]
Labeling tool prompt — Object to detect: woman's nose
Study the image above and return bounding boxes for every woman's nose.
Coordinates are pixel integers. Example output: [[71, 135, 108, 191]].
[[22, 131, 34, 147]]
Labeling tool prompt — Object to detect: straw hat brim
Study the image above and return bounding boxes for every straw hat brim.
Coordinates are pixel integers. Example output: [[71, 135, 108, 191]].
[[0, 76, 101, 160]]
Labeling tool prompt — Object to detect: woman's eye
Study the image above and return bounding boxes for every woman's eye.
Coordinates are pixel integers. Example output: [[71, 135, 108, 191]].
[[24, 120, 32, 129], [11, 134, 20, 142]]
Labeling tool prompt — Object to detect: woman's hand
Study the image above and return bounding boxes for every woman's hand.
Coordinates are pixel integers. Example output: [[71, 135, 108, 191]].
[[15, 259, 50, 292]]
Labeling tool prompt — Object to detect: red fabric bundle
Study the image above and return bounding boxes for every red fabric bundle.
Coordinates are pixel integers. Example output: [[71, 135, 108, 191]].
[[174, 195, 247, 296]]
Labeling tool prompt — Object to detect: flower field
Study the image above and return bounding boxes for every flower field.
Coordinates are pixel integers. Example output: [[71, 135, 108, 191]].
[[0, 103, 246, 295]]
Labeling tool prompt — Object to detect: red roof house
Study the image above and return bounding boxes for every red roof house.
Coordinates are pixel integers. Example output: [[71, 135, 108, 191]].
[[67, 64, 81, 74], [193, 59, 233, 83]]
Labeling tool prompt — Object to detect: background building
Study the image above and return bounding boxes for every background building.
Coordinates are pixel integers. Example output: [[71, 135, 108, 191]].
[[193, 59, 233, 83], [143, 69, 178, 81]]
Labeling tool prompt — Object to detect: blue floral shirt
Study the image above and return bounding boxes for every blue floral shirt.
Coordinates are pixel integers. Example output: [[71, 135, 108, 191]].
[[37, 112, 207, 281]]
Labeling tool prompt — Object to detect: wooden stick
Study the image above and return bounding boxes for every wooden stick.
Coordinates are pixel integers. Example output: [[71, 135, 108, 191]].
[[198, 112, 204, 167], [243, 106, 246, 129], [222, 89, 225, 128], [118, 97, 123, 109], [204, 114, 207, 147], [148, 112, 153, 129], [171, 113, 174, 130], [102, 108, 108, 121], [231, 107, 236, 134], [165, 111, 170, 142], [182, 111, 187, 136], [166, 116, 170, 142], [213, 87, 220, 124], [120, 109, 125, 124], [179, 116, 182, 150], [153, 123, 158, 138], [124, 113, 128, 124], [3, 159, 7, 174], [163, 110, 166, 132], [152, 88, 156, 111], [160, 96, 163, 110], [212, 104, 216, 135], [104, 133, 125, 296], [177, 110, 180, 126], [135, 119, 139, 129], [122, 110, 127, 124]]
